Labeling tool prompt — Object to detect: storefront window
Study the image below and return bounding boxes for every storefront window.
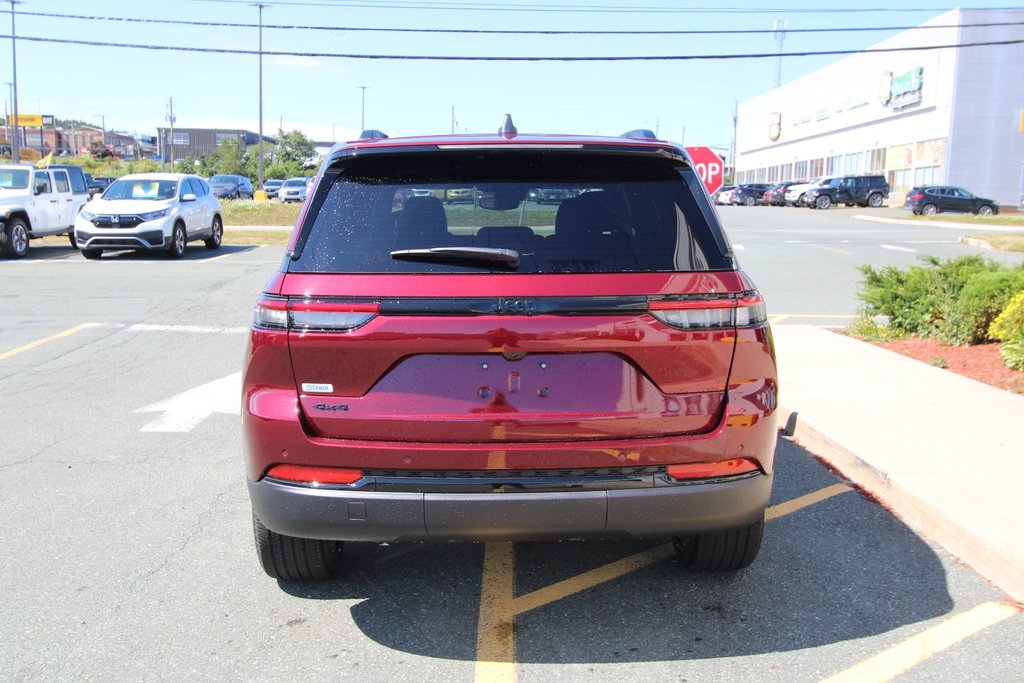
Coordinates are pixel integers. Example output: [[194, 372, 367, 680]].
[[914, 165, 940, 186]]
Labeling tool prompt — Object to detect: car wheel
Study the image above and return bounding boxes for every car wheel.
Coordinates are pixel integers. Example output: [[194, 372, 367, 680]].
[[921, 203, 938, 216], [743, 196, 755, 206], [68, 231, 80, 250], [673, 516, 764, 571], [0, 216, 30, 259], [976, 205, 995, 216], [81, 248, 103, 260], [867, 193, 884, 208], [253, 512, 343, 580], [815, 195, 832, 210], [167, 222, 187, 259], [204, 216, 223, 250]]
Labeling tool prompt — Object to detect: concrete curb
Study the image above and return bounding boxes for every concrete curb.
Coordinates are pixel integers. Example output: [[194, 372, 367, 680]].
[[779, 406, 1024, 603], [959, 236, 994, 250], [853, 214, 1024, 233]]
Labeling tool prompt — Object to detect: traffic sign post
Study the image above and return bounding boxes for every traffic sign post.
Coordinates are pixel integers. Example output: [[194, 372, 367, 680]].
[[684, 146, 725, 195]]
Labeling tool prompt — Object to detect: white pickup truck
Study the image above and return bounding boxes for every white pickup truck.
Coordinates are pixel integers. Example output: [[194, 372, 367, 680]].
[[1, 163, 90, 258]]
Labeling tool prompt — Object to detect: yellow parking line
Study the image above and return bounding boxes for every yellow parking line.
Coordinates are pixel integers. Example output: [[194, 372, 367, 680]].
[[0, 323, 97, 362], [475, 542, 517, 683], [807, 244, 855, 256], [511, 544, 674, 617], [821, 601, 1020, 683], [766, 482, 852, 521]]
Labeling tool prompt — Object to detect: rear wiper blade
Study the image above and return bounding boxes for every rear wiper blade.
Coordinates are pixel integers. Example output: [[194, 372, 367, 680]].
[[390, 247, 520, 269]]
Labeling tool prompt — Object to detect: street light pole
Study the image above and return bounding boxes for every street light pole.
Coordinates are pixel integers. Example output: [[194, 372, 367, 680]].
[[358, 86, 368, 132], [9, 0, 21, 162], [254, 3, 268, 189]]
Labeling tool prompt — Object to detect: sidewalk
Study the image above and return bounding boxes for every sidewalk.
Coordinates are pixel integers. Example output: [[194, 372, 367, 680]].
[[773, 325, 1024, 602]]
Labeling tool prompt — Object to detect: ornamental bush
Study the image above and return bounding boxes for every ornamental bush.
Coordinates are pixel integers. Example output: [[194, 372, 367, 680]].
[[939, 269, 1024, 345], [990, 291, 1024, 370]]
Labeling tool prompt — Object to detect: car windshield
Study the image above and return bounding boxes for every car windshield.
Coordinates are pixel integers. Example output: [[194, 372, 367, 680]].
[[265, 180, 283, 187], [0, 169, 30, 189], [283, 179, 306, 187], [292, 152, 730, 275], [103, 179, 178, 200], [209, 175, 236, 184]]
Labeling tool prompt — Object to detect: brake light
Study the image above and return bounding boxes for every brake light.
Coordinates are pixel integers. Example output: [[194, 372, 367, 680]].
[[253, 295, 377, 332], [910, 192, 924, 200], [666, 458, 760, 480], [265, 464, 364, 486], [650, 295, 767, 330]]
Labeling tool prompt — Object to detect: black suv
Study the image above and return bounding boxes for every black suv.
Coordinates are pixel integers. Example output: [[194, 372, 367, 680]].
[[730, 183, 772, 206], [904, 186, 999, 216], [803, 175, 889, 210]]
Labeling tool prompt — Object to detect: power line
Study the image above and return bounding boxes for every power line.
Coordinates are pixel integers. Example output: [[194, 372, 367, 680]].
[[183, 0, 1023, 13], [3, 9, 1024, 35], [1, 31, 1021, 60]]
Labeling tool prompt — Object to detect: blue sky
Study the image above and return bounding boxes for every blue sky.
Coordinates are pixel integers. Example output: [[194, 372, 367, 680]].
[[1, 1, 1015, 150]]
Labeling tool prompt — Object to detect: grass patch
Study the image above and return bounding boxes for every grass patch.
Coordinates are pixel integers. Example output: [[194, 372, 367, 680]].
[[220, 199, 301, 226], [222, 229, 291, 246], [909, 212, 1024, 227], [965, 232, 1024, 253]]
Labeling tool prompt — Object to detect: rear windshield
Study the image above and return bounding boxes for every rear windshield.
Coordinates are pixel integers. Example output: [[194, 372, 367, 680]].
[[292, 152, 730, 274]]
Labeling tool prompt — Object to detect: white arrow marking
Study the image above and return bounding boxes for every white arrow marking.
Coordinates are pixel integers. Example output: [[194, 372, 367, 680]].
[[880, 244, 917, 253], [135, 372, 242, 432]]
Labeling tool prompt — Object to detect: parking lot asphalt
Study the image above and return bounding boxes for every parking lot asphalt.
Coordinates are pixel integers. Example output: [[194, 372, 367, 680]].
[[2, 233, 1022, 680]]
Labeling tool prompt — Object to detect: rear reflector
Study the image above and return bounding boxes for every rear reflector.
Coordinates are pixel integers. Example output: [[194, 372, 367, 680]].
[[265, 464, 364, 486], [253, 295, 377, 332], [666, 458, 760, 481]]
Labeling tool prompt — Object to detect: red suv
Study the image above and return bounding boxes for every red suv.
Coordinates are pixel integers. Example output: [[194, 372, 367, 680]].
[[243, 119, 779, 580]]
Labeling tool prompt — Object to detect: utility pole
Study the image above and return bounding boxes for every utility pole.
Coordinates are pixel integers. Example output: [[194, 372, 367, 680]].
[[730, 100, 738, 183], [358, 86, 368, 132], [254, 3, 268, 189], [166, 97, 176, 168], [9, 0, 21, 162], [99, 114, 106, 149], [451, 105, 456, 134], [773, 19, 786, 88]]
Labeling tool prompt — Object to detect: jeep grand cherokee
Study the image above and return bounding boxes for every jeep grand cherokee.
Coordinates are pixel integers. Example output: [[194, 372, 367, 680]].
[[242, 118, 779, 580]]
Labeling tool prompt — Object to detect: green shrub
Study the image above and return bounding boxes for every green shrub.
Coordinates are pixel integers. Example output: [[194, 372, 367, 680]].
[[857, 255, 1004, 337], [939, 270, 1024, 345]]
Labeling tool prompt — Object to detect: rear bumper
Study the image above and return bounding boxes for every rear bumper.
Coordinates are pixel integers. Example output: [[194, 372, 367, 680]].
[[249, 471, 772, 542]]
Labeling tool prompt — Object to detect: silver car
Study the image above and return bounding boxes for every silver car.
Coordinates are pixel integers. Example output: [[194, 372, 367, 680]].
[[74, 173, 223, 259], [278, 177, 309, 203]]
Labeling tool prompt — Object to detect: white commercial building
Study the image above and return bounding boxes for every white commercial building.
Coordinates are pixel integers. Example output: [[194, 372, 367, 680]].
[[735, 9, 1024, 207]]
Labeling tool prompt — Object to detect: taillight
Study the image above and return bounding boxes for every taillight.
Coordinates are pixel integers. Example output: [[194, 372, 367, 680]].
[[666, 458, 760, 481], [910, 192, 924, 200], [265, 464, 363, 486], [253, 295, 377, 332], [650, 295, 767, 330]]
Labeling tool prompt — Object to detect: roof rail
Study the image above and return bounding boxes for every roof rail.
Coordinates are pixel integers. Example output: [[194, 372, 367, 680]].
[[621, 129, 659, 140], [358, 129, 389, 140]]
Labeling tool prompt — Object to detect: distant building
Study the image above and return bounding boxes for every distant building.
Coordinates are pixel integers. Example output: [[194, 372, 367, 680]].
[[154, 127, 275, 161], [2, 120, 138, 158], [735, 8, 1024, 206]]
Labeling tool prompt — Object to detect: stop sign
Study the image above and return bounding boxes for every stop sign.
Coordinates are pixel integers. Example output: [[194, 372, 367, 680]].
[[684, 146, 724, 195]]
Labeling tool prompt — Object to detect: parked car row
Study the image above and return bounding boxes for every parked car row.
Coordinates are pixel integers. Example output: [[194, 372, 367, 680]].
[[713, 175, 891, 210]]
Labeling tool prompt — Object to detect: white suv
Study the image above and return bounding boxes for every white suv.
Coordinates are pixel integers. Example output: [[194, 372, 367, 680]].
[[74, 173, 223, 259], [1, 164, 89, 258]]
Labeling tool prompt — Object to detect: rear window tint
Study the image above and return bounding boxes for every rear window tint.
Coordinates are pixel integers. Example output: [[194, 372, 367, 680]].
[[292, 153, 730, 274]]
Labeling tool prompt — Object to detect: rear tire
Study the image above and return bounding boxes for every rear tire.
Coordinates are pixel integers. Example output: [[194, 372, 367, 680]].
[[674, 516, 764, 571], [253, 512, 344, 580], [921, 203, 938, 216], [743, 196, 755, 207], [867, 193, 884, 208]]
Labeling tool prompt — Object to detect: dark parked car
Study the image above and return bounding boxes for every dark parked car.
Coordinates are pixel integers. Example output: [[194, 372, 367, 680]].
[[730, 183, 772, 206], [763, 181, 802, 206], [209, 174, 254, 200], [242, 119, 779, 580], [803, 174, 889, 209], [904, 186, 999, 216]]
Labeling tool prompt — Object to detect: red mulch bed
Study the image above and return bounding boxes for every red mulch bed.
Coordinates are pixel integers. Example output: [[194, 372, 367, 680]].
[[870, 336, 1024, 395]]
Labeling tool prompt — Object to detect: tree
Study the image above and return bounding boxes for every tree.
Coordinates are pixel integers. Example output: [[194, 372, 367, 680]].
[[209, 138, 246, 176], [272, 128, 316, 167]]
